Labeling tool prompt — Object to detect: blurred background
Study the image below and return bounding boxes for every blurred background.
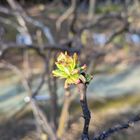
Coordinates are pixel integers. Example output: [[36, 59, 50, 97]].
[[0, 0, 140, 140]]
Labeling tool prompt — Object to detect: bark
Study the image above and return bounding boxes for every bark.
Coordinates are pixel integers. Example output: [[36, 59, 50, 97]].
[[78, 83, 91, 140], [92, 115, 140, 140]]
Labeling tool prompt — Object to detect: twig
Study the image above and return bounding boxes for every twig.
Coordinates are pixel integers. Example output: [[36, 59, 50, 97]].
[[31, 99, 57, 140], [93, 114, 140, 140], [0, 60, 31, 92], [78, 13, 123, 34], [0, 42, 80, 59], [0, 60, 56, 140], [45, 51, 59, 130], [105, 21, 129, 45], [56, 0, 77, 30], [7, 0, 32, 39], [69, 0, 79, 34], [78, 83, 91, 140], [0, 3, 55, 44], [0, 17, 21, 32], [57, 88, 74, 139]]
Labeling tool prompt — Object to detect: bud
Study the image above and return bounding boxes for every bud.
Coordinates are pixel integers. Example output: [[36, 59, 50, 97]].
[[81, 64, 87, 70]]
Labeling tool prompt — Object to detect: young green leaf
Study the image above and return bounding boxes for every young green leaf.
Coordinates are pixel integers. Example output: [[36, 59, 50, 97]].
[[52, 52, 92, 88]]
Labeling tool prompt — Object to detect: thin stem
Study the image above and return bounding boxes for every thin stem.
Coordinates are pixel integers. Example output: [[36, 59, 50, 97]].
[[92, 114, 140, 140], [78, 83, 91, 140]]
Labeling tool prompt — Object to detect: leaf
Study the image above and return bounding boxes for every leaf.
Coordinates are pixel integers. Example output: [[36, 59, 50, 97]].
[[71, 53, 77, 70], [52, 52, 92, 87], [79, 74, 86, 83], [85, 74, 93, 83], [57, 52, 66, 62], [55, 63, 70, 75], [52, 70, 68, 78]]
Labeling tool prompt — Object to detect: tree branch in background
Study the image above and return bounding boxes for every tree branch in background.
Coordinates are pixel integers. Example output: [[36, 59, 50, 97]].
[[11, 67, 46, 119], [56, 0, 77, 31], [7, 0, 32, 39], [0, 60, 42, 135], [0, 42, 80, 59], [0, 17, 21, 32], [57, 87, 76, 139], [88, 0, 96, 20], [0, 60, 57, 140], [69, 0, 79, 34], [105, 20, 129, 45], [46, 51, 59, 131], [0, 3, 55, 44], [93, 114, 140, 140], [7, 0, 32, 81], [31, 99, 57, 140], [78, 13, 123, 34]]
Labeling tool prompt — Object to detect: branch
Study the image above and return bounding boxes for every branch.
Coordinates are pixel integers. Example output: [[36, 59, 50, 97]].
[[31, 99, 57, 140], [93, 114, 140, 140], [105, 21, 129, 45], [56, 0, 77, 30], [7, 0, 32, 39], [0, 60, 31, 92], [78, 13, 123, 34], [57, 88, 74, 139], [78, 82, 91, 140], [0, 60, 57, 139], [0, 4, 55, 44], [0, 17, 21, 32], [69, 0, 79, 34], [88, 0, 96, 20], [0, 42, 80, 59], [11, 69, 46, 119], [32, 71, 46, 98]]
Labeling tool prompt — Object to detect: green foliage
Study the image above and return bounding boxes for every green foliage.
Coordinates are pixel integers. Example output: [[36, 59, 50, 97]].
[[52, 52, 92, 88]]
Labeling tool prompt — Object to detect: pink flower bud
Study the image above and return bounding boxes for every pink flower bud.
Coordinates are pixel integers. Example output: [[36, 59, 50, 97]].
[[76, 79, 81, 84], [81, 64, 87, 70]]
